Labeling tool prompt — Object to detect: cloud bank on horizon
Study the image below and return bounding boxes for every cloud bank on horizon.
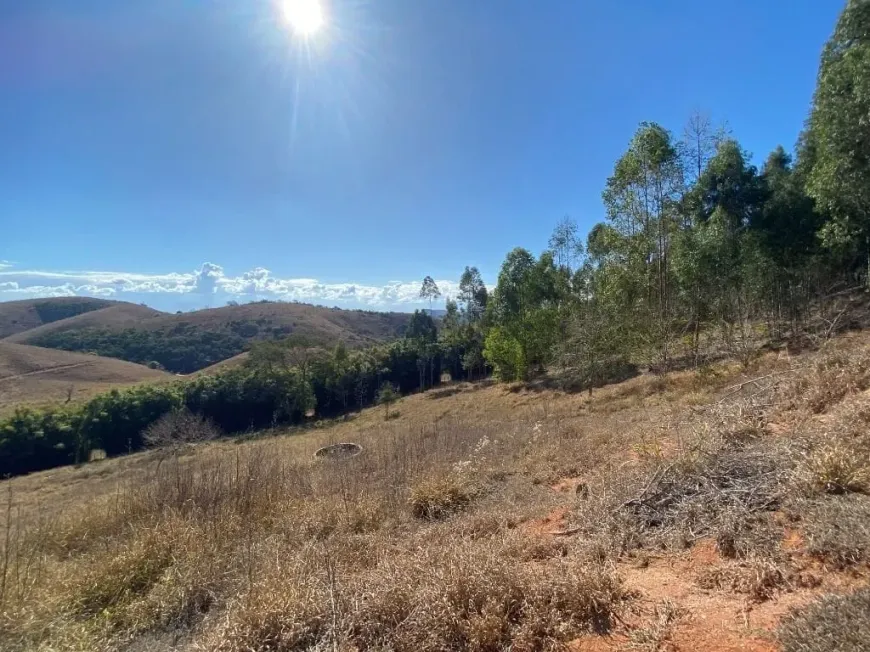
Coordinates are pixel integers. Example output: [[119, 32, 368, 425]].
[[0, 262, 460, 311]]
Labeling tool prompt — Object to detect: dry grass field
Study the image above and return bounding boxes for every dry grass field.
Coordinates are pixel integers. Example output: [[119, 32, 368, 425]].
[[0, 297, 119, 339], [0, 341, 172, 411], [2, 333, 870, 651]]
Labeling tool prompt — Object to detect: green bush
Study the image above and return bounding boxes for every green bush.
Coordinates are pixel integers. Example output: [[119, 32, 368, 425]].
[[483, 327, 527, 381]]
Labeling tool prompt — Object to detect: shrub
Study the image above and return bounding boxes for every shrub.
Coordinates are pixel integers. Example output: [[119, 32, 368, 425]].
[[143, 409, 221, 451], [376, 382, 399, 421], [409, 476, 472, 520], [796, 442, 870, 495], [483, 327, 527, 381], [800, 495, 870, 568], [779, 588, 870, 652], [695, 559, 788, 602], [207, 546, 626, 652]]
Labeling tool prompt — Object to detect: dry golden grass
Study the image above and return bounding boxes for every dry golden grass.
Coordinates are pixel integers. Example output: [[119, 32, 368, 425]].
[[0, 341, 173, 412], [0, 297, 120, 339], [696, 557, 791, 602], [796, 442, 870, 495], [3, 302, 162, 344], [3, 334, 870, 651]]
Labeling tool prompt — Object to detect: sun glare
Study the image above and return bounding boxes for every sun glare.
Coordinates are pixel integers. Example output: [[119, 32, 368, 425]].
[[281, 0, 324, 35]]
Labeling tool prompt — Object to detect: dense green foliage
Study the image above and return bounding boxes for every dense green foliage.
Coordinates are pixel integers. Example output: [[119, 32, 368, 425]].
[[479, 123, 835, 383], [32, 298, 112, 325], [31, 326, 248, 374], [805, 0, 870, 260]]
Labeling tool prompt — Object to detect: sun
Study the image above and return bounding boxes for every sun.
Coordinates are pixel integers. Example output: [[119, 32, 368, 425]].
[[281, 0, 324, 35]]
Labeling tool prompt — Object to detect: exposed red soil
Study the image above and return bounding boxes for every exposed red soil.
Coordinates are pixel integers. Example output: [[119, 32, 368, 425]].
[[522, 506, 569, 535], [556, 526, 869, 652]]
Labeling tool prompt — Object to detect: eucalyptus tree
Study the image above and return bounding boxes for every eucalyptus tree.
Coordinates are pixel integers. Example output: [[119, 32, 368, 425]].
[[804, 0, 870, 268]]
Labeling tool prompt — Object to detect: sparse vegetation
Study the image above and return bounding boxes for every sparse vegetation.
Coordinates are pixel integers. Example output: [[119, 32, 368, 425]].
[[799, 495, 870, 568], [0, 341, 171, 412], [796, 442, 870, 495], [696, 557, 790, 601], [2, 326, 870, 650], [779, 588, 870, 652]]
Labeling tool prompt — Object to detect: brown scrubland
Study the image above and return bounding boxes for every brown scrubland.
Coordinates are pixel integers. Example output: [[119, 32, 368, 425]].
[[2, 332, 870, 652]]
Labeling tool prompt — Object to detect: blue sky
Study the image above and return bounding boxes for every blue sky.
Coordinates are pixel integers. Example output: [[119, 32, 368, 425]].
[[0, 0, 844, 312]]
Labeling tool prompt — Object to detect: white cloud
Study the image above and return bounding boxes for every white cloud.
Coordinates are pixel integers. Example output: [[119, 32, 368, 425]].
[[195, 263, 224, 294], [0, 262, 462, 310]]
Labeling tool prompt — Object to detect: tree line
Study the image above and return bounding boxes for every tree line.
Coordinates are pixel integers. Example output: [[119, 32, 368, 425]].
[[0, 335, 447, 476]]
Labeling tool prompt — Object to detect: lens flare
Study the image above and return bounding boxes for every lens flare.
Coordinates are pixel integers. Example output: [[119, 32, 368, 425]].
[[281, 0, 324, 35]]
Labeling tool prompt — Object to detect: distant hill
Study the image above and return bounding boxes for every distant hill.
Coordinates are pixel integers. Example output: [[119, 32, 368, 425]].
[[4, 303, 164, 343], [0, 341, 172, 411], [0, 297, 121, 339], [7, 301, 411, 374], [135, 302, 411, 345]]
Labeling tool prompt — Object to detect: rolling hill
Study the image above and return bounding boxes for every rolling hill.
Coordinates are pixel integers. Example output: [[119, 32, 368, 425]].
[[134, 302, 412, 345], [4, 300, 412, 374], [0, 297, 121, 339], [0, 341, 173, 411], [3, 302, 164, 343]]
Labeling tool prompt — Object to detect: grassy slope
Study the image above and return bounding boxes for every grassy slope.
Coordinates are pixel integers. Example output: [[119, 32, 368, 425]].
[[4, 333, 870, 651], [192, 351, 250, 375], [0, 297, 121, 339], [8, 302, 409, 347], [3, 303, 164, 344], [132, 302, 411, 346], [0, 341, 173, 411]]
